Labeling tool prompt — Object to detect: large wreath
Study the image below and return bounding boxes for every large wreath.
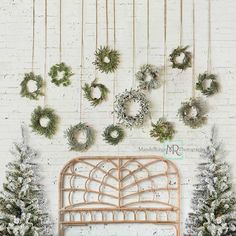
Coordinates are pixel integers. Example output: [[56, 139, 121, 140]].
[[65, 123, 95, 152], [94, 46, 120, 73], [135, 64, 162, 91], [102, 124, 125, 145], [48, 62, 73, 86], [30, 106, 59, 138], [114, 89, 150, 128], [20, 72, 43, 100], [178, 98, 207, 129], [82, 79, 109, 107], [196, 72, 219, 96], [169, 46, 192, 70]]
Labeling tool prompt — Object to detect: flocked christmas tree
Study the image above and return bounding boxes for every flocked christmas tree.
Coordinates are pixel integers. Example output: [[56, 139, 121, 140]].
[[185, 127, 236, 236], [0, 127, 51, 235]]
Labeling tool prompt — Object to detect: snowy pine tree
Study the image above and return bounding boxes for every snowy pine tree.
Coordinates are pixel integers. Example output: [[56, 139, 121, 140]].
[[185, 128, 236, 236]]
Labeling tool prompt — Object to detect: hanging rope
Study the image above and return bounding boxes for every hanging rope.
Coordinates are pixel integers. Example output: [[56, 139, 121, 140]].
[[163, 0, 167, 117], [192, 0, 196, 98], [106, 0, 109, 46], [207, 0, 212, 73], [180, 0, 183, 46], [59, 0, 62, 62], [44, 0, 48, 107], [132, 0, 136, 86], [147, 0, 150, 63], [31, 0, 35, 72], [113, 0, 116, 124], [96, 0, 98, 50]]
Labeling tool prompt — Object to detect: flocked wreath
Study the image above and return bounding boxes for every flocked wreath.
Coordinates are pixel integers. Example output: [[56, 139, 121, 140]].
[[135, 64, 162, 91], [196, 72, 219, 96], [178, 97, 207, 129], [30, 106, 59, 138], [169, 46, 192, 70], [102, 124, 125, 145], [94, 46, 120, 73], [65, 123, 95, 152], [82, 79, 109, 107], [48, 62, 73, 86], [114, 89, 150, 128], [20, 72, 43, 100]]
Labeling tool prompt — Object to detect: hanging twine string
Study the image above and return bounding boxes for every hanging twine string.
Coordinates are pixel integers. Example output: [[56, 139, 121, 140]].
[[180, 0, 183, 46], [163, 0, 167, 117], [207, 0, 212, 73], [31, 0, 35, 72], [44, 0, 48, 107], [59, 0, 62, 62], [113, 0, 116, 124], [96, 0, 98, 50], [106, 0, 109, 46], [192, 0, 196, 98], [132, 0, 136, 86], [147, 0, 150, 63]]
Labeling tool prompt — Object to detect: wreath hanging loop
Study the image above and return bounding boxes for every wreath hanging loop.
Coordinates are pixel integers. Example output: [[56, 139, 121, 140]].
[[65, 123, 95, 152], [135, 64, 162, 91], [94, 46, 120, 73], [169, 46, 192, 70], [48, 62, 73, 86], [82, 79, 109, 107], [30, 106, 59, 138], [196, 72, 219, 96], [20, 72, 43, 100], [102, 124, 125, 145]]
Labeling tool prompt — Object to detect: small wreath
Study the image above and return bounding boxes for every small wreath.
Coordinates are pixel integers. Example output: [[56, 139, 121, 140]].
[[135, 64, 162, 91], [169, 46, 192, 70], [48, 62, 73, 86], [196, 72, 219, 96], [20, 72, 43, 100], [178, 98, 207, 129], [150, 118, 175, 143], [82, 79, 109, 107], [94, 46, 120, 73], [102, 124, 125, 145], [30, 106, 59, 138], [114, 89, 150, 128], [65, 123, 95, 152]]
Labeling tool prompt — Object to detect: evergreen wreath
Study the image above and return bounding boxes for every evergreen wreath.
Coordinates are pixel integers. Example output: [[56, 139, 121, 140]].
[[196, 72, 219, 96], [102, 124, 125, 145], [48, 62, 73, 86], [82, 79, 109, 107], [65, 123, 95, 152], [30, 106, 59, 138], [169, 46, 192, 70], [94, 46, 120, 73], [135, 64, 162, 91], [20, 72, 43, 100], [114, 89, 150, 128], [178, 97, 207, 129], [150, 118, 175, 143]]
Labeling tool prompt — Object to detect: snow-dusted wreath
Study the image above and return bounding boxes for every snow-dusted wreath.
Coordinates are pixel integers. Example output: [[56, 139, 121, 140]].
[[102, 124, 125, 145], [114, 89, 150, 128]]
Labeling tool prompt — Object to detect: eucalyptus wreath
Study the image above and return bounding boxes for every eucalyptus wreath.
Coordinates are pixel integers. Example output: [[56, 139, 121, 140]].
[[20, 72, 43, 100], [169, 46, 192, 70], [94, 46, 120, 73], [65, 123, 95, 152], [196, 72, 219, 96], [114, 89, 150, 128], [102, 124, 125, 145], [135, 64, 162, 91], [150, 118, 175, 143], [178, 98, 207, 129], [30, 106, 59, 138], [82, 79, 109, 107], [48, 62, 73, 86]]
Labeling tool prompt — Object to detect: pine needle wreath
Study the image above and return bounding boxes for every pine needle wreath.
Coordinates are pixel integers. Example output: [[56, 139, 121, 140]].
[[30, 106, 59, 138], [102, 124, 125, 145], [82, 79, 109, 107], [48, 62, 73, 86], [20, 72, 43, 100], [178, 97, 207, 129], [196, 72, 219, 96], [169, 46, 192, 70], [150, 118, 175, 143], [136, 64, 162, 91], [65, 123, 95, 152], [94, 46, 120, 73]]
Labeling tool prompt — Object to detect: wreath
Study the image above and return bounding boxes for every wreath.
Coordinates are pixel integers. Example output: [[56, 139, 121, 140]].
[[20, 72, 43, 100], [65, 123, 95, 152], [102, 124, 125, 145], [196, 72, 219, 96], [94, 46, 120, 73], [169, 46, 192, 70], [48, 62, 73, 86], [114, 89, 150, 128], [82, 79, 109, 107], [135, 64, 162, 91], [30, 106, 59, 138], [178, 98, 207, 129], [150, 118, 175, 143]]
